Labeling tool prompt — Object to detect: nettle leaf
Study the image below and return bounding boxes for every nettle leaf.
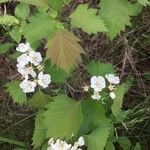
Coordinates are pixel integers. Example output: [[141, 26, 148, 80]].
[[99, 0, 142, 39], [138, 0, 150, 6], [70, 4, 108, 34], [44, 59, 70, 83], [15, 0, 49, 7], [46, 30, 84, 71], [85, 119, 111, 150], [80, 100, 106, 135], [118, 137, 131, 150], [23, 12, 61, 44], [5, 81, 27, 105], [15, 3, 30, 20], [87, 61, 115, 76], [0, 15, 20, 26], [44, 95, 83, 140], [28, 90, 52, 108], [49, 0, 71, 11], [0, 43, 14, 54], [32, 111, 46, 148]]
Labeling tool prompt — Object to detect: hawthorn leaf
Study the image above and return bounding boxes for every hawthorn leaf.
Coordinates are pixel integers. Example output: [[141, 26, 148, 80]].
[[134, 142, 141, 150], [105, 142, 115, 150], [87, 61, 115, 76], [32, 111, 46, 148], [44, 95, 83, 140], [48, 0, 71, 11], [23, 12, 62, 44], [5, 81, 27, 105], [28, 90, 52, 108], [46, 30, 84, 70], [99, 0, 142, 39], [118, 137, 131, 150], [70, 4, 108, 34], [15, 3, 30, 19], [85, 119, 111, 150]]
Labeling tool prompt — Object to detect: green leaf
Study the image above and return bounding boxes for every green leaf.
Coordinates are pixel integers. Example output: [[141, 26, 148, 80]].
[[32, 111, 46, 148], [15, 0, 49, 8], [134, 142, 141, 150], [99, 0, 142, 39], [5, 81, 27, 105], [118, 137, 131, 150], [9, 26, 22, 43], [8, 52, 21, 60], [44, 59, 70, 83], [0, 15, 20, 26], [0, 0, 9, 3], [138, 0, 150, 6], [23, 12, 61, 44], [28, 90, 52, 108], [85, 119, 111, 150], [0, 43, 14, 54], [80, 100, 106, 135], [44, 95, 83, 140], [46, 30, 84, 71], [48, 0, 71, 11], [15, 3, 30, 19], [87, 61, 115, 76], [70, 4, 108, 34], [105, 142, 115, 150]]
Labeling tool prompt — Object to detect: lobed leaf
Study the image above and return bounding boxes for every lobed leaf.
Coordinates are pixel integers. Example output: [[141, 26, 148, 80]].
[[46, 30, 84, 70], [5, 81, 27, 105], [44, 95, 83, 140], [70, 4, 108, 34], [0, 43, 14, 54]]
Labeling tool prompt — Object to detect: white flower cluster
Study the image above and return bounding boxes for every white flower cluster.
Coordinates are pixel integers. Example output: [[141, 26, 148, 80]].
[[16, 43, 51, 93], [89, 74, 120, 100], [47, 137, 85, 150]]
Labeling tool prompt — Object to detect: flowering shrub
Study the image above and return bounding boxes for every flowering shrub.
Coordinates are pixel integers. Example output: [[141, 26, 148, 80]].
[[0, 0, 149, 149]]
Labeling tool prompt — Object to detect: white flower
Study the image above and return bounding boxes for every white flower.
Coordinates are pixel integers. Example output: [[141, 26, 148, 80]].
[[77, 137, 85, 146], [20, 80, 36, 93], [82, 85, 89, 92], [17, 67, 37, 79], [16, 43, 31, 53], [109, 92, 116, 99], [90, 76, 106, 92], [38, 71, 51, 88], [28, 51, 42, 66], [17, 53, 30, 68], [91, 91, 101, 100], [105, 74, 120, 85]]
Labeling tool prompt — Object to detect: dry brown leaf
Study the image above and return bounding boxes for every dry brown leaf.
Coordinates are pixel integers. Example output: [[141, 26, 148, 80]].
[[46, 30, 84, 70]]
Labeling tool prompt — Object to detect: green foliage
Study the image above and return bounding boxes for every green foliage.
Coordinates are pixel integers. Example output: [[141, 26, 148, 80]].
[[5, 81, 27, 105], [15, 3, 30, 20], [44, 95, 83, 140], [138, 0, 150, 6], [32, 111, 46, 148], [0, 0, 9, 3], [80, 100, 106, 135], [118, 137, 131, 150], [23, 11, 61, 45], [28, 90, 52, 108], [87, 61, 115, 76], [0, 43, 14, 54], [15, 0, 49, 8], [44, 59, 70, 83], [105, 142, 115, 150], [99, 0, 142, 39], [134, 142, 141, 150], [70, 4, 108, 34], [85, 119, 111, 150], [0, 15, 20, 26], [48, 0, 71, 11]]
